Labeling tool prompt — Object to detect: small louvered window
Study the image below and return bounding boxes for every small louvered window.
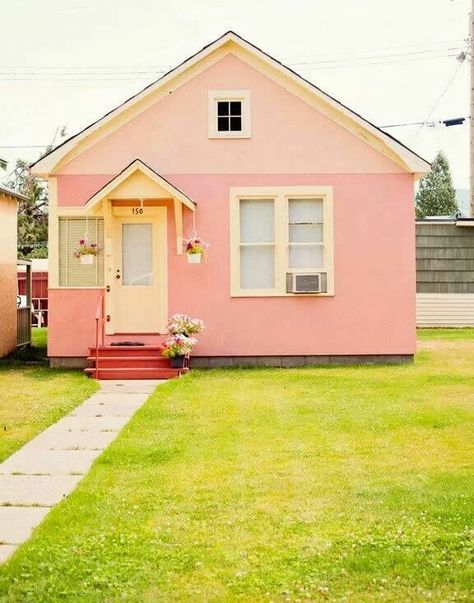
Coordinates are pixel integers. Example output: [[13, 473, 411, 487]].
[[59, 218, 104, 287]]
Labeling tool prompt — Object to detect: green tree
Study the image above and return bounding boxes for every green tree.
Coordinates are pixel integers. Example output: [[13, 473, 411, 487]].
[[7, 159, 48, 259], [415, 151, 458, 219]]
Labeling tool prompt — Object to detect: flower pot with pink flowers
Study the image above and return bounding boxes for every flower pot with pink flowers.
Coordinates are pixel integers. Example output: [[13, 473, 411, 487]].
[[161, 334, 197, 368], [73, 239, 102, 264], [161, 314, 205, 368], [183, 236, 209, 263]]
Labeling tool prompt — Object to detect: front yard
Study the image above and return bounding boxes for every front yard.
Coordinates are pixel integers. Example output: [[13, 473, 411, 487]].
[[0, 329, 98, 462], [0, 330, 473, 601]]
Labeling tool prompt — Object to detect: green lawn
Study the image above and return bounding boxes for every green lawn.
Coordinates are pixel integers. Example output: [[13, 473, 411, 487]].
[[0, 328, 98, 462], [417, 327, 474, 340], [0, 332, 473, 601]]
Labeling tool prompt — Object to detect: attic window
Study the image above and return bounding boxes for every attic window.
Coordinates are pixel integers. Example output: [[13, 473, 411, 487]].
[[217, 101, 242, 132], [209, 90, 251, 138]]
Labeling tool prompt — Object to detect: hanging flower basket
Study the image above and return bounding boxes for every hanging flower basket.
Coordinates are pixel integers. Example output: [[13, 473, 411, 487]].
[[183, 236, 209, 264], [80, 254, 95, 265], [73, 239, 101, 265]]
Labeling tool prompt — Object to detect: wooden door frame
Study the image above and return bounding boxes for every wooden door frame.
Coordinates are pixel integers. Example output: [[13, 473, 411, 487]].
[[105, 205, 167, 335]]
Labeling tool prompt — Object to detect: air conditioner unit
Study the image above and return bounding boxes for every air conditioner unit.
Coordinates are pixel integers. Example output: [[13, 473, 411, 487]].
[[286, 272, 327, 294]]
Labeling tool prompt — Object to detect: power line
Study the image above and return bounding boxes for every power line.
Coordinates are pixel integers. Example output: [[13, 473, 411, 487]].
[[0, 44, 465, 81], [2, 117, 467, 149], [0, 145, 50, 149], [289, 46, 462, 67], [382, 117, 467, 128], [410, 60, 466, 143]]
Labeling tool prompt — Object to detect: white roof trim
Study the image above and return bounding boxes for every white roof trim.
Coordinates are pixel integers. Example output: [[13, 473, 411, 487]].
[[84, 159, 196, 211], [32, 31, 430, 176]]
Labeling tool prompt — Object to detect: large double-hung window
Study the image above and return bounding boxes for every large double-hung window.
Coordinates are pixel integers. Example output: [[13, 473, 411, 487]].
[[230, 187, 334, 296]]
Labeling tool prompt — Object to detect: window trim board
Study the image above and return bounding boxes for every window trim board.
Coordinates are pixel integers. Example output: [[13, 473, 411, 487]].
[[230, 186, 334, 297], [208, 89, 251, 138]]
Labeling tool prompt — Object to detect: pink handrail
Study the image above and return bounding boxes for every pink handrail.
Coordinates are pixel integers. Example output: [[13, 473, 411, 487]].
[[94, 289, 105, 379]]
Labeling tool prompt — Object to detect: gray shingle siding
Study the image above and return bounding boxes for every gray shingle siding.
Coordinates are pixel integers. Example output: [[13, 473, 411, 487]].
[[416, 223, 474, 293]]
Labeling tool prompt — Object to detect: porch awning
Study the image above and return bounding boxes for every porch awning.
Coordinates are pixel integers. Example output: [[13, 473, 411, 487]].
[[83, 159, 196, 211]]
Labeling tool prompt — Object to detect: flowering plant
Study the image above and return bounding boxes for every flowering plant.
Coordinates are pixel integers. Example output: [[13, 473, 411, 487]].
[[167, 314, 204, 337], [72, 239, 101, 258], [161, 334, 197, 358], [183, 236, 209, 256]]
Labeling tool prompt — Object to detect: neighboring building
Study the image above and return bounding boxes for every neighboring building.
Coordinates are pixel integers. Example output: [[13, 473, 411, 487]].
[[0, 185, 27, 357], [32, 31, 429, 374], [455, 188, 469, 216], [416, 213, 474, 326], [18, 258, 48, 327]]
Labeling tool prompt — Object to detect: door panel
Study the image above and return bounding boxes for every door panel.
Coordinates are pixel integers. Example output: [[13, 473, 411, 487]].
[[112, 211, 167, 333]]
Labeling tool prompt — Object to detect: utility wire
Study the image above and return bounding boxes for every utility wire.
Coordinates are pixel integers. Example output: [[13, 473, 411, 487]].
[[409, 60, 466, 144], [382, 117, 467, 128], [0, 44, 464, 81], [2, 116, 468, 149]]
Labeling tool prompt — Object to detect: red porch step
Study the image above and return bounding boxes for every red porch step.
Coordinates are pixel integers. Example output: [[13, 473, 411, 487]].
[[89, 345, 164, 357], [84, 367, 188, 380], [86, 345, 188, 380], [86, 356, 171, 369]]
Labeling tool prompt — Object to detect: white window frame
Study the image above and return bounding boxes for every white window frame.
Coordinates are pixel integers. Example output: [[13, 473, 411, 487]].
[[208, 90, 251, 138], [230, 186, 334, 297]]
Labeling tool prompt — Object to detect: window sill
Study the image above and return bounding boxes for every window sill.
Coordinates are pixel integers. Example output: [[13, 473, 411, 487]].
[[209, 133, 251, 139], [230, 291, 335, 298]]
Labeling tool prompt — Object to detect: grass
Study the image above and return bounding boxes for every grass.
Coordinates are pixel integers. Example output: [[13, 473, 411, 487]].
[[0, 331, 473, 601], [417, 327, 474, 340], [0, 328, 98, 462]]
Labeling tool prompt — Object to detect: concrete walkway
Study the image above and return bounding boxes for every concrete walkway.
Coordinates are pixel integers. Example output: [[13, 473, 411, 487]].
[[0, 380, 162, 564]]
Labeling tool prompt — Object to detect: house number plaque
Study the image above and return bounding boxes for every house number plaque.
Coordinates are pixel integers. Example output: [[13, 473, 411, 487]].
[[132, 207, 144, 215]]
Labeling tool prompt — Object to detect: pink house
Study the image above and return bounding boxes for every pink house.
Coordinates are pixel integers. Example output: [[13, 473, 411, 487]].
[[32, 32, 429, 377]]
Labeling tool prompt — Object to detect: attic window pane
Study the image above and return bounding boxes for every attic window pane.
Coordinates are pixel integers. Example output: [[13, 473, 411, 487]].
[[230, 101, 241, 116], [218, 117, 229, 132], [217, 101, 229, 116], [230, 117, 242, 131]]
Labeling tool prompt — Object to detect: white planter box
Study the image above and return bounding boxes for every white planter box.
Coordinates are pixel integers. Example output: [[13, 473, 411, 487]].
[[80, 254, 95, 265], [187, 253, 202, 264]]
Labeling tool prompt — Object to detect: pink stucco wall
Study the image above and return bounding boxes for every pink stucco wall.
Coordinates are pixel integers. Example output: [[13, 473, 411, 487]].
[[48, 289, 102, 357], [49, 51, 416, 358], [51, 172, 415, 357], [57, 54, 402, 184]]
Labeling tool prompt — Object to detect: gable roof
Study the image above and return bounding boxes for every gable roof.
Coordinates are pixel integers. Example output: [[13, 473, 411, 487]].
[[84, 159, 196, 210], [32, 31, 430, 177]]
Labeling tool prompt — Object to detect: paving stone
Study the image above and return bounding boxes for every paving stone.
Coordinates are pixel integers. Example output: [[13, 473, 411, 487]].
[[51, 415, 130, 432], [85, 392, 150, 403], [0, 545, 17, 563], [0, 449, 101, 476], [0, 507, 50, 544], [70, 401, 144, 417], [24, 429, 117, 452], [0, 475, 82, 506]]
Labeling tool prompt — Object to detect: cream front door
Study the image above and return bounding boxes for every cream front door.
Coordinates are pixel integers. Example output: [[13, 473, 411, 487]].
[[112, 208, 167, 333]]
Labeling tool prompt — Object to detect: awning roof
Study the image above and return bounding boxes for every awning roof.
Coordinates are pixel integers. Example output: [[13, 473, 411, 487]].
[[84, 159, 196, 211]]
